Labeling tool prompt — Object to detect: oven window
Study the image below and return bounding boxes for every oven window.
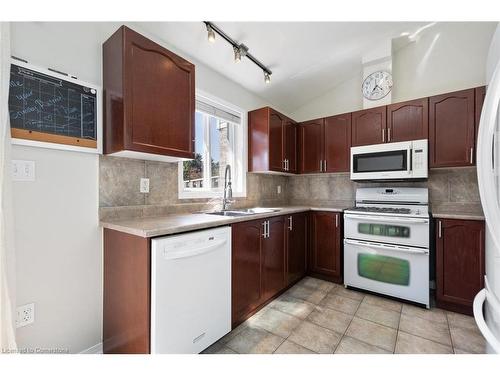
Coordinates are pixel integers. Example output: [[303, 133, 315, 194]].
[[358, 253, 410, 286], [358, 223, 410, 238], [353, 150, 407, 173]]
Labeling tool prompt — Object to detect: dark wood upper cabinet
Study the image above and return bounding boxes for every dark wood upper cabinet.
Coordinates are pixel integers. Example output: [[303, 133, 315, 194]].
[[248, 107, 296, 173], [436, 219, 485, 315], [103, 26, 195, 159], [261, 216, 286, 302], [286, 213, 308, 286], [269, 110, 285, 171], [309, 211, 342, 283], [298, 119, 324, 173], [429, 88, 475, 168], [387, 98, 429, 143], [284, 119, 298, 174], [231, 219, 263, 326], [324, 113, 351, 172], [351, 106, 387, 146], [475, 86, 486, 141]]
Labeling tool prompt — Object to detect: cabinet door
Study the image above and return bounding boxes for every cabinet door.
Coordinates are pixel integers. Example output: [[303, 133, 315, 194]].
[[309, 212, 342, 282], [436, 219, 485, 315], [262, 216, 286, 301], [324, 113, 351, 172], [286, 213, 308, 285], [475, 86, 486, 142], [123, 27, 195, 158], [351, 106, 387, 146], [284, 119, 297, 173], [298, 119, 324, 173], [429, 89, 475, 168], [232, 220, 263, 326], [387, 98, 429, 142], [269, 110, 285, 172]]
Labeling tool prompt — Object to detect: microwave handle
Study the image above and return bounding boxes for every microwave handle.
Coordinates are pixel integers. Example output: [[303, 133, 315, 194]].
[[409, 148, 413, 172]]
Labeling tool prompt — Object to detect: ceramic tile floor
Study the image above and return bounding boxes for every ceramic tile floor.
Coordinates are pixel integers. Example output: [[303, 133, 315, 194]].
[[202, 277, 487, 354]]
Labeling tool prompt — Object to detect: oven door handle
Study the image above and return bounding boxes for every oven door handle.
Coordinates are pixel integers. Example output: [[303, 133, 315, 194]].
[[344, 214, 429, 224], [344, 239, 429, 254]]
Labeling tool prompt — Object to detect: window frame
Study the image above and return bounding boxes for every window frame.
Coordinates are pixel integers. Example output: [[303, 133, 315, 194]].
[[178, 90, 247, 200]]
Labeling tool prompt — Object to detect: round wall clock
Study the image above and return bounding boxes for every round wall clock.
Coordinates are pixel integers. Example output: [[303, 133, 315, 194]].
[[362, 71, 393, 101]]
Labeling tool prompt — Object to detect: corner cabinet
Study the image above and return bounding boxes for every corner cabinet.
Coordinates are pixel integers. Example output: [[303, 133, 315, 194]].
[[436, 218, 485, 315], [103, 25, 195, 160], [309, 211, 342, 283], [248, 107, 297, 173]]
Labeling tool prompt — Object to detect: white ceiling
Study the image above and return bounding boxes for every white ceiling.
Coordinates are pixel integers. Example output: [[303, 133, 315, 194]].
[[135, 22, 429, 113]]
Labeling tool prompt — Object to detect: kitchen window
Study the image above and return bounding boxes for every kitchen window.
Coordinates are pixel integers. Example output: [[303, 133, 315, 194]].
[[178, 92, 246, 199]]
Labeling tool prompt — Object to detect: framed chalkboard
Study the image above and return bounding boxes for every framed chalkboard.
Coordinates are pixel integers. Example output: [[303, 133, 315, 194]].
[[8, 58, 102, 153]]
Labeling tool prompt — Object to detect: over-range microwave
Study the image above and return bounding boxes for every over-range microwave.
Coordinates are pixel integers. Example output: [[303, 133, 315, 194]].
[[350, 139, 428, 181]]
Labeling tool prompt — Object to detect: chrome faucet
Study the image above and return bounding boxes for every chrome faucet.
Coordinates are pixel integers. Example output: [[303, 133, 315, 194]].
[[222, 164, 234, 211]]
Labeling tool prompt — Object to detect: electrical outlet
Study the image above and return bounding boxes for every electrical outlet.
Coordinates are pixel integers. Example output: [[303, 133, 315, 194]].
[[12, 160, 35, 181], [277, 185, 281, 194], [16, 303, 35, 328], [140, 178, 150, 193]]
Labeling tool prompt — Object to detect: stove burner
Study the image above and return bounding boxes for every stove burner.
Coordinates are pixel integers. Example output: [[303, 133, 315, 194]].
[[349, 206, 412, 214]]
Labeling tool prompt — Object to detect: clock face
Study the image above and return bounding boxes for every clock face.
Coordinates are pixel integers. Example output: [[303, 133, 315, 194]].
[[362, 71, 393, 100]]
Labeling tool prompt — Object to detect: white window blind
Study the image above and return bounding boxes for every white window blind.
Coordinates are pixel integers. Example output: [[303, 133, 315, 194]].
[[196, 99, 241, 124]]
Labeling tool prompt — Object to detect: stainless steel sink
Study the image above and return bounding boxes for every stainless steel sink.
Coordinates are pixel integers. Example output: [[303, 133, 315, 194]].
[[204, 208, 281, 217]]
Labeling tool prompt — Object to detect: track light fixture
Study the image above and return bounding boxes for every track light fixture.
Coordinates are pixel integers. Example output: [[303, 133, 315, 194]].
[[203, 21, 272, 84], [206, 24, 216, 43]]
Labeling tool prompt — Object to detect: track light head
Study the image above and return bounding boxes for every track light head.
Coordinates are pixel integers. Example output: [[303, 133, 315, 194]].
[[264, 72, 271, 84], [233, 44, 248, 63], [206, 24, 216, 43], [233, 46, 241, 63]]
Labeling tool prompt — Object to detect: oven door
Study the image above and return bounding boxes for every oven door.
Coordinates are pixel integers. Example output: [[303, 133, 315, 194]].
[[344, 213, 429, 248], [344, 239, 429, 306], [351, 144, 411, 180]]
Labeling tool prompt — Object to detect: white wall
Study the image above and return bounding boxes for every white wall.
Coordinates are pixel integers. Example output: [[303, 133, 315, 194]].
[[9, 22, 273, 353], [291, 22, 498, 122]]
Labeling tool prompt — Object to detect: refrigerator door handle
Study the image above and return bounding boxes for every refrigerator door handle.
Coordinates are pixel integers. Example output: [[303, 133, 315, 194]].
[[473, 288, 500, 353]]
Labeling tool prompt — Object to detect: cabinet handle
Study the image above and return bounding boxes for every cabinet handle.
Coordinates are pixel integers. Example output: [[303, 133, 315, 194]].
[[286, 159, 289, 171], [382, 128, 385, 143], [438, 220, 442, 238], [335, 214, 339, 228], [319, 160, 323, 172], [470, 147, 474, 164], [324, 160, 327, 172], [388, 127, 391, 142], [262, 221, 269, 238], [288, 216, 293, 231]]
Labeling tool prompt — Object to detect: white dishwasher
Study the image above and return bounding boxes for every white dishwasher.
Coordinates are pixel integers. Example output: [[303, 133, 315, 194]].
[[151, 226, 231, 354]]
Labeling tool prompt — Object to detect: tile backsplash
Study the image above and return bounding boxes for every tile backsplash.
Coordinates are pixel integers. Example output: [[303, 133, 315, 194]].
[[287, 166, 482, 215], [99, 155, 482, 220], [99, 156, 289, 220]]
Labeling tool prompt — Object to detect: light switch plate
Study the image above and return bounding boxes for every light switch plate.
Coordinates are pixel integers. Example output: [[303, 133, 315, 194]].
[[12, 160, 35, 181], [140, 178, 150, 193]]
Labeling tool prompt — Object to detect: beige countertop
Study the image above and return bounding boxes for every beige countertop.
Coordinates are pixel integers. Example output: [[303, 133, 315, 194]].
[[431, 211, 485, 221], [100, 206, 347, 238]]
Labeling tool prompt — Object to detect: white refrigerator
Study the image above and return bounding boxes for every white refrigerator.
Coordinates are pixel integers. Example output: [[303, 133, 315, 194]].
[[475, 23, 500, 354]]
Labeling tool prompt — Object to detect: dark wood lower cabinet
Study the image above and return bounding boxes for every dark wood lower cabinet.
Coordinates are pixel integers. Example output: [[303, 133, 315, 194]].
[[103, 228, 151, 354], [231, 219, 263, 326], [436, 218, 485, 315], [286, 213, 308, 285], [309, 211, 342, 283], [261, 216, 286, 302]]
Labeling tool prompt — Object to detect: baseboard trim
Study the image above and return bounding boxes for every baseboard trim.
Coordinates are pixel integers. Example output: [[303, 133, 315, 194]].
[[79, 342, 103, 354]]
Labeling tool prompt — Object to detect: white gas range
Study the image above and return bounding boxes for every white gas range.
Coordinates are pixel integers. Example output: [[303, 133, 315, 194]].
[[343, 187, 430, 307]]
